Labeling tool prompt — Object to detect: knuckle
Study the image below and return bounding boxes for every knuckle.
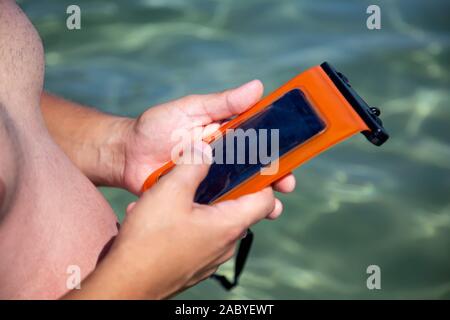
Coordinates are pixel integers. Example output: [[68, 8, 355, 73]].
[[162, 172, 188, 190], [159, 179, 186, 200], [225, 224, 245, 242], [159, 177, 178, 192], [204, 267, 218, 280], [222, 91, 237, 113]]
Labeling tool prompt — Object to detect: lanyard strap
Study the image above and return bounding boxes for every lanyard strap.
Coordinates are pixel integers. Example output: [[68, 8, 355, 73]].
[[210, 229, 253, 290]]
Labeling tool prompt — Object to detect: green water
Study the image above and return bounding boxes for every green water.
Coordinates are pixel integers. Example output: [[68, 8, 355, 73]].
[[21, 0, 449, 299]]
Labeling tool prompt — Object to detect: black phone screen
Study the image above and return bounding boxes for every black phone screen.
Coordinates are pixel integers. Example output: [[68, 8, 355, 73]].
[[194, 89, 326, 204]]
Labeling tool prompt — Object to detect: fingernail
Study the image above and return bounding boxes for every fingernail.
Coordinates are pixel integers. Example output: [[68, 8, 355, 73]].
[[191, 142, 213, 165]]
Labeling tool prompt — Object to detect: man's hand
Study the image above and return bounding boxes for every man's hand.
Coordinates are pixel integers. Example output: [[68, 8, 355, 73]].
[[119, 80, 296, 203], [41, 80, 296, 216], [65, 145, 277, 299]]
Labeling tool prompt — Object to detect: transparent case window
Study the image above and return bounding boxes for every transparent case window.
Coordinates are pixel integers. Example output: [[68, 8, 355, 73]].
[[194, 89, 326, 204]]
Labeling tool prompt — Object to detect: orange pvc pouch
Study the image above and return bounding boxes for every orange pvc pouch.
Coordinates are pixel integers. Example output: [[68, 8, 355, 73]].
[[142, 62, 388, 201], [141, 62, 389, 289]]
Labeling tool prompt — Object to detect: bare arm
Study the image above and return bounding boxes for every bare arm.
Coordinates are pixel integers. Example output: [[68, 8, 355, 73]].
[[40, 92, 132, 186]]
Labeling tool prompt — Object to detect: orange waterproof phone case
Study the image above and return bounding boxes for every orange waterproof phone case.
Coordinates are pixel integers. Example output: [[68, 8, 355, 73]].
[[141, 62, 389, 204]]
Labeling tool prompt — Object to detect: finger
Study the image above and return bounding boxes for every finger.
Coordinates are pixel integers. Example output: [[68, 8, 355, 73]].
[[266, 198, 283, 220], [214, 187, 276, 230], [184, 80, 264, 124], [189, 123, 221, 143], [202, 122, 221, 139], [272, 173, 296, 193], [215, 244, 237, 265], [126, 201, 137, 214], [194, 242, 236, 283], [159, 143, 212, 201]]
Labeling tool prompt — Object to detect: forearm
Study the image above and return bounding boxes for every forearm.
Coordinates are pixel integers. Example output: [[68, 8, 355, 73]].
[[40, 92, 132, 186], [62, 251, 145, 299], [62, 244, 172, 300]]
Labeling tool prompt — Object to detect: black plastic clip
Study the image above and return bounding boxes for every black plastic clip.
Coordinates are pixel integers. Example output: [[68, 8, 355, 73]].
[[320, 62, 389, 146]]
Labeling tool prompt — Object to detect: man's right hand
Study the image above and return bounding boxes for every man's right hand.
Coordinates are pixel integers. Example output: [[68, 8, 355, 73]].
[[65, 144, 279, 299]]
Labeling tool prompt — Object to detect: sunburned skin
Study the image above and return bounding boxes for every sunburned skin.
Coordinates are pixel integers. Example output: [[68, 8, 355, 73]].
[[0, 0, 118, 299]]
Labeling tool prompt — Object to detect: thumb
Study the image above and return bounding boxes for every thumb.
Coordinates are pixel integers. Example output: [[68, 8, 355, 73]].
[[160, 142, 212, 201], [184, 80, 264, 124]]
